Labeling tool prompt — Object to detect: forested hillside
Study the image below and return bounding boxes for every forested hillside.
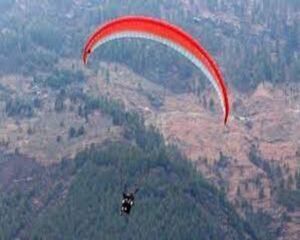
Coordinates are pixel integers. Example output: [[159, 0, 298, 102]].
[[0, 96, 257, 240], [0, 0, 298, 92], [0, 0, 298, 239]]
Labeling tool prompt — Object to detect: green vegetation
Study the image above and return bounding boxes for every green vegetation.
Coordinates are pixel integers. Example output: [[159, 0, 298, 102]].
[[36, 69, 85, 90], [5, 98, 34, 118], [68, 125, 85, 139], [0, 1, 298, 239], [243, 202, 275, 240], [246, 145, 300, 237], [29, 21, 64, 53], [211, 149, 282, 239], [29, 142, 255, 240], [0, 96, 258, 240], [0, 1, 298, 92], [79, 0, 299, 92], [249, 145, 284, 191], [278, 172, 300, 211]]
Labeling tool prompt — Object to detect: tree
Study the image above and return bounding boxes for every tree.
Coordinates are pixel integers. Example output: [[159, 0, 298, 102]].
[[259, 187, 264, 199], [209, 98, 215, 112], [77, 126, 85, 136], [68, 127, 76, 139], [54, 96, 64, 112]]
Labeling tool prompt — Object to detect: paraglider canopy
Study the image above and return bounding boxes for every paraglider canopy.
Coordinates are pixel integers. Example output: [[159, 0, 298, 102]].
[[82, 16, 230, 124]]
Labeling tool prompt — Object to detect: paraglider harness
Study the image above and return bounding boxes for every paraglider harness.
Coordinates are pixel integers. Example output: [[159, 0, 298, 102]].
[[120, 186, 139, 216]]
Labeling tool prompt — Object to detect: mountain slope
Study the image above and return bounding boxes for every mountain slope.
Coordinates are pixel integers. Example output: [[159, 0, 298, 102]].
[[0, 0, 299, 239], [0, 99, 257, 240]]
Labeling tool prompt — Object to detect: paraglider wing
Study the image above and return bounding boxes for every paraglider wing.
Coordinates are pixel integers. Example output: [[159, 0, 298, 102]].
[[83, 16, 230, 124]]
